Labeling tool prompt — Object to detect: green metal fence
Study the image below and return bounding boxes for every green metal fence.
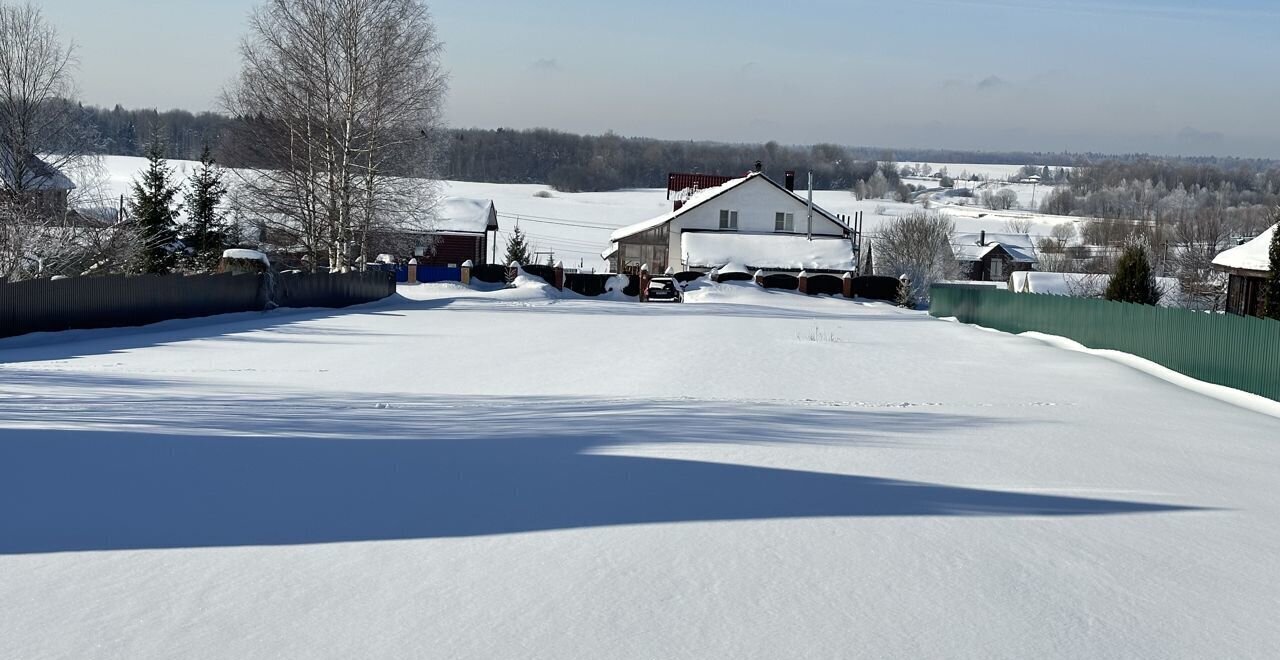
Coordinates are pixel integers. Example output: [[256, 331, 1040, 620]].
[[930, 284, 1280, 402]]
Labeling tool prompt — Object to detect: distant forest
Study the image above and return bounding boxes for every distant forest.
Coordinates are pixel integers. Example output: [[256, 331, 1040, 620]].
[[66, 103, 1280, 193]]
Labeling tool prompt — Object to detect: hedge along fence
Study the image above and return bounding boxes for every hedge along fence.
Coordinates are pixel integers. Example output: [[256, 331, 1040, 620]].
[[930, 284, 1280, 402], [0, 271, 395, 340]]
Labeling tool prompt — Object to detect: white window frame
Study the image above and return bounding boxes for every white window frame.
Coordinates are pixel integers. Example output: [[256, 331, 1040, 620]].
[[719, 209, 739, 230], [775, 212, 795, 232]]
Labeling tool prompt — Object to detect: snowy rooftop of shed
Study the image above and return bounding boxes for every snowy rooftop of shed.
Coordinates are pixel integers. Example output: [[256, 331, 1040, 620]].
[[682, 233, 855, 271], [1213, 224, 1276, 274], [433, 198, 499, 234]]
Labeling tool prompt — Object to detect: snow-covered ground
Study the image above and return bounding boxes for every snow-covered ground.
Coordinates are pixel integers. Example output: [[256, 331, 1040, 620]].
[[2, 281, 1279, 659]]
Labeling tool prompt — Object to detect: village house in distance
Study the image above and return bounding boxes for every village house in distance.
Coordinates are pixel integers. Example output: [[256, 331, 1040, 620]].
[[1213, 222, 1278, 317], [603, 164, 862, 276]]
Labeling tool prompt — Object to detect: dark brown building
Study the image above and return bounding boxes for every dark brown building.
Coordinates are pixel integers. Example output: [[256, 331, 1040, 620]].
[[413, 198, 499, 267]]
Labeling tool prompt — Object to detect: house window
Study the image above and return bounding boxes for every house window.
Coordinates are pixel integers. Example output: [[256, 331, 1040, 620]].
[[989, 259, 1004, 280], [719, 210, 739, 230], [775, 212, 795, 232]]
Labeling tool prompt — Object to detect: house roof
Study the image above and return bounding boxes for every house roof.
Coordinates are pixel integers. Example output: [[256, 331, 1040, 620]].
[[951, 233, 1038, 263], [1213, 224, 1276, 274], [0, 149, 76, 192], [681, 232, 856, 271], [609, 172, 850, 243], [432, 198, 498, 234]]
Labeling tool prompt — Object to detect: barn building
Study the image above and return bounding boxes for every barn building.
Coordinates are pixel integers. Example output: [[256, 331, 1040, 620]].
[[415, 198, 500, 267], [602, 170, 859, 275], [1213, 224, 1276, 317]]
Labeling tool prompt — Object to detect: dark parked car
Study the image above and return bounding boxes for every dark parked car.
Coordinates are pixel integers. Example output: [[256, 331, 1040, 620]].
[[646, 276, 682, 302]]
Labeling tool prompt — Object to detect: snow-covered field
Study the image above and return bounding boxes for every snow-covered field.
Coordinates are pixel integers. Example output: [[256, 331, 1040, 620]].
[[3, 280, 1279, 659]]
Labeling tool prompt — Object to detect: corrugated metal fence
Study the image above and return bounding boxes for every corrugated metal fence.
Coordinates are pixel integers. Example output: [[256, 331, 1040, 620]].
[[1, 271, 395, 340], [930, 284, 1280, 402]]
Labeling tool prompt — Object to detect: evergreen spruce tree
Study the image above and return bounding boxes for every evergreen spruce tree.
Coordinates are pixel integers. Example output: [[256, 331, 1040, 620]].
[[182, 145, 228, 271], [129, 135, 182, 274], [504, 225, 531, 266], [1263, 217, 1280, 320], [1105, 243, 1162, 305]]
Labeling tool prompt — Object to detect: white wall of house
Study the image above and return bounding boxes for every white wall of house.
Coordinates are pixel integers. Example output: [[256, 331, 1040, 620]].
[[668, 177, 848, 268]]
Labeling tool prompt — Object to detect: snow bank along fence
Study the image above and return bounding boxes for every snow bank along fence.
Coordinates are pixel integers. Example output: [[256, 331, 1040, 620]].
[[929, 284, 1280, 402], [0, 271, 395, 340]]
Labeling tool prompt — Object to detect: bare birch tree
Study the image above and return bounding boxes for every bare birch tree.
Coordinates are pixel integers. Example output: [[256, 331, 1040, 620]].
[[0, 2, 101, 280], [223, 0, 447, 272]]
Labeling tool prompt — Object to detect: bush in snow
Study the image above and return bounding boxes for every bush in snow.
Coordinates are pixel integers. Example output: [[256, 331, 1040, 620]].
[[876, 211, 958, 307], [1105, 244, 1162, 306]]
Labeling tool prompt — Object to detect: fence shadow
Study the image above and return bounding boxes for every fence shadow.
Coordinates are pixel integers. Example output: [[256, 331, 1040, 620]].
[[0, 386, 1206, 555]]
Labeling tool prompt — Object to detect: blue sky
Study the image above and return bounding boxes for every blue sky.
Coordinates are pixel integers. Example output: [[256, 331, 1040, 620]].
[[34, 0, 1280, 157]]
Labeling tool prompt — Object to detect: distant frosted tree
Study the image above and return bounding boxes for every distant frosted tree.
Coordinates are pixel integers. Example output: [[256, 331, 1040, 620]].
[[877, 211, 958, 306]]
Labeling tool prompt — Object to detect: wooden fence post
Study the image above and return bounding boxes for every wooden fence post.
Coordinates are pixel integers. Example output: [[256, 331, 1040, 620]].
[[407, 258, 418, 284], [798, 270, 810, 295], [843, 272, 854, 298], [755, 270, 765, 287], [639, 263, 650, 302], [461, 259, 473, 285], [554, 261, 564, 291]]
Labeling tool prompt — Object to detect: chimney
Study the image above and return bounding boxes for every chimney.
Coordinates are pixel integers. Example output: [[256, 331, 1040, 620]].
[[979, 230, 987, 246], [673, 200, 685, 212], [753, 160, 763, 173], [785, 171, 796, 192]]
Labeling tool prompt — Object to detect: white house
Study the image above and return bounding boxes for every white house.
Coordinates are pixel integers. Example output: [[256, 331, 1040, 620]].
[[602, 172, 856, 274]]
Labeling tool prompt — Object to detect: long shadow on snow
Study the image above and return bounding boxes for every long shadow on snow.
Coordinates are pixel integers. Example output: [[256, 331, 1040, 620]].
[[0, 387, 1205, 555], [0, 297, 411, 365]]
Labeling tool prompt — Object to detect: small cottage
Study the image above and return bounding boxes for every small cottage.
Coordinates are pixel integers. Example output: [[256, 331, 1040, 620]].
[[951, 231, 1037, 282], [415, 198, 499, 267], [1213, 224, 1276, 317], [0, 148, 75, 218]]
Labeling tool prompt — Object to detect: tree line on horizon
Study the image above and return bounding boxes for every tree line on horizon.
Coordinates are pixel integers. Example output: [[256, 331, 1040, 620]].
[[52, 104, 1280, 193]]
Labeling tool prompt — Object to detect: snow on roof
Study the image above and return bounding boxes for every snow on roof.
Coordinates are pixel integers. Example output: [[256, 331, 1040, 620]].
[[1011, 271, 1184, 306], [952, 233, 1038, 263], [222, 249, 270, 265], [1213, 224, 1276, 274], [0, 149, 76, 192], [610, 176, 750, 242], [610, 172, 851, 243], [433, 198, 499, 234], [682, 233, 855, 271]]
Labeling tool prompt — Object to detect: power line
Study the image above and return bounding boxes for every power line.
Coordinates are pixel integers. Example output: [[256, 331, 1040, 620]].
[[496, 212, 623, 231]]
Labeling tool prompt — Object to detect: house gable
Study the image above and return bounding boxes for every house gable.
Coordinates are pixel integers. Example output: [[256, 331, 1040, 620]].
[[671, 175, 849, 237]]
